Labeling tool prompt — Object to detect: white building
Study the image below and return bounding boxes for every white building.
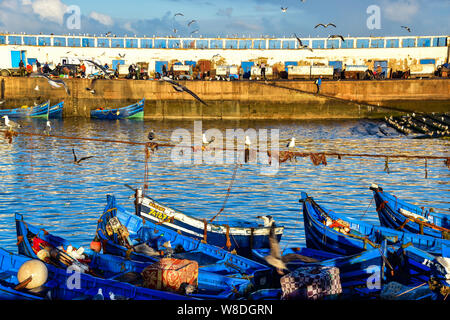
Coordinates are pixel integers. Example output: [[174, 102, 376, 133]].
[[0, 33, 448, 77]]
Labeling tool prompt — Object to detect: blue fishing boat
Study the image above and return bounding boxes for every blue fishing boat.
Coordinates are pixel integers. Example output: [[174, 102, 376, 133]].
[[90, 98, 144, 120], [0, 248, 193, 300], [96, 195, 272, 290], [0, 101, 64, 119], [370, 184, 450, 239], [15, 213, 253, 299], [300, 192, 450, 256], [135, 189, 284, 258]]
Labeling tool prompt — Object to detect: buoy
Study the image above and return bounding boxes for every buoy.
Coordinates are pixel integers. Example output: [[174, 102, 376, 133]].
[[90, 240, 102, 253], [16, 260, 48, 290]]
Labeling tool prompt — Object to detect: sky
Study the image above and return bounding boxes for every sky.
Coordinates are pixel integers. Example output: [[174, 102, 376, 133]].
[[0, 0, 448, 38]]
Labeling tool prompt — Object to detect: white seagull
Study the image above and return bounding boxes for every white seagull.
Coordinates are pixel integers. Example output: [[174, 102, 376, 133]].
[[287, 137, 296, 149], [2, 115, 21, 130], [44, 120, 51, 135], [30, 73, 71, 95], [245, 135, 251, 146], [202, 133, 215, 146]]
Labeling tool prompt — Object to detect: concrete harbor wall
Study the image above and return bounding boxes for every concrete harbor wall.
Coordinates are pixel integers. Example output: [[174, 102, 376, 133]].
[[0, 77, 449, 119]]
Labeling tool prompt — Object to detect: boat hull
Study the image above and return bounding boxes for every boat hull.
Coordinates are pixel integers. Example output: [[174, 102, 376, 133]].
[[0, 101, 63, 119], [90, 99, 144, 120], [138, 194, 284, 258]]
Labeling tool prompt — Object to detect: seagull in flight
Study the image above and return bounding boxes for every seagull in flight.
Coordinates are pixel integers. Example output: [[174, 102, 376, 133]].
[[264, 223, 287, 275], [187, 20, 197, 27], [328, 34, 345, 42], [281, 7, 288, 12], [257, 215, 275, 227], [83, 59, 114, 77], [401, 26, 411, 32], [2, 115, 21, 130], [86, 78, 97, 94], [174, 13, 184, 17], [202, 133, 215, 146], [293, 33, 313, 51], [72, 148, 94, 165], [314, 23, 336, 29], [0, 100, 4, 105], [161, 76, 208, 106], [30, 73, 71, 95], [191, 29, 199, 34]]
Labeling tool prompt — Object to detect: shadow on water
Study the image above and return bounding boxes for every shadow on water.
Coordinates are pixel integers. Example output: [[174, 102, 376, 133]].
[[0, 117, 448, 251]]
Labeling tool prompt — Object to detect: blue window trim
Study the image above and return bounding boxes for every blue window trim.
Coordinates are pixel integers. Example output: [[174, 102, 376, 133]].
[[196, 40, 208, 49], [225, 40, 238, 49], [8, 36, 22, 45], [97, 38, 110, 48], [82, 38, 95, 47], [370, 39, 384, 48], [0, 36, 5, 45], [238, 40, 252, 49], [53, 37, 67, 47], [340, 39, 354, 48], [154, 39, 167, 48], [125, 39, 138, 48], [386, 39, 399, 48], [67, 38, 81, 47], [38, 37, 51, 46], [168, 39, 181, 48], [282, 40, 295, 49], [23, 36, 37, 46], [356, 39, 370, 48], [402, 38, 416, 48], [311, 40, 324, 49], [253, 40, 266, 49], [140, 39, 153, 48], [269, 40, 281, 49], [210, 40, 223, 49], [417, 38, 431, 47], [326, 39, 339, 49], [111, 39, 124, 48], [183, 40, 195, 49]]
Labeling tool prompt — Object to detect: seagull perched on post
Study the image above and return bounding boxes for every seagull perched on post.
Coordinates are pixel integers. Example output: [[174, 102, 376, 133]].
[[287, 137, 296, 149], [44, 120, 51, 136], [161, 76, 208, 106], [148, 129, 155, 141], [2, 115, 21, 130], [30, 73, 70, 95]]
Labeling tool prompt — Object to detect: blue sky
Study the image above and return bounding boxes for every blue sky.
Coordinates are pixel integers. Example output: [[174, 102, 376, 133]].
[[0, 0, 448, 37]]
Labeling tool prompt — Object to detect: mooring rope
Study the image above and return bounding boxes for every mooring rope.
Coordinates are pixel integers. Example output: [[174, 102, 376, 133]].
[[209, 163, 240, 223]]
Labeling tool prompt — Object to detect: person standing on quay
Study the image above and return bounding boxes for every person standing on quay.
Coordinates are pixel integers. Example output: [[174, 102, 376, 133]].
[[261, 62, 266, 80], [315, 76, 322, 94]]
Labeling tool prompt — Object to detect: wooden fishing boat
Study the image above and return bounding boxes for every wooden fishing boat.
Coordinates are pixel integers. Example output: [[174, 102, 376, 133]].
[[0, 101, 64, 119], [134, 189, 284, 258], [371, 184, 450, 239], [0, 247, 192, 300], [96, 195, 272, 291], [300, 192, 450, 256], [15, 213, 252, 299], [253, 245, 389, 297], [90, 98, 144, 120]]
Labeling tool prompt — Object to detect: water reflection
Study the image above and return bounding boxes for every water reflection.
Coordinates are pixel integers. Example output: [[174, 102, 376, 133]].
[[0, 117, 448, 251]]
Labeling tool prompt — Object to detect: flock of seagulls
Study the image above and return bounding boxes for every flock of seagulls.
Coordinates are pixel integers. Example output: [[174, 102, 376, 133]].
[[172, 12, 199, 35]]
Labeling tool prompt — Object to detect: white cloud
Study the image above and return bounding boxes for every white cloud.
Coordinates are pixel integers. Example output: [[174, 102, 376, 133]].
[[31, 0, 68, 25], [382, 0, 419, 23], [89, 11, 114, 26]]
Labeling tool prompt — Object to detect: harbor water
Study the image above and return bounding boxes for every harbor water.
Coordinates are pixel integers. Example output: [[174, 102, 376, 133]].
[[0, 117, 448, 252]]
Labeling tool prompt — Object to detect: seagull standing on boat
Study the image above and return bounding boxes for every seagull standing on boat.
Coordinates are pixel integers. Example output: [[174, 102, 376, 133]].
[[161, 76, 208, 106], [2, 115, 21, 130], [72, 148, 94, 166], [30, 73, 71, 95], [264, 223, 287, 275], [257, 215, 275, 227]]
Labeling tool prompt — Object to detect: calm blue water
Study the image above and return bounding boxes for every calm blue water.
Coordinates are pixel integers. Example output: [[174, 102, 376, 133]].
[[0, 117, 449, 252]]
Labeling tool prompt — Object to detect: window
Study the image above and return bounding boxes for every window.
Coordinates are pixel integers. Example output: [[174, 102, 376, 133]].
[[154, 39, 167, 48], [168, 39, 180, 48], [282, 40, 295, 49], [356, 39, 369, 48], [196, 40, 208, 49], [225, 40, 238, 49], [300, 40, 310, 47], [125, 39, 138, 48], [53, 37, 66, 47], [402, 38, 416, 47], [311, 40, 324, 49], [67, 38, 81, 47], [140, 39, 153, 48], [417, 38, 431, 47], [0, 36, 5, 44], [326, 39, 339, 49], [253, 40, 266, 49], [183, 40, 195, 48], [239, 40, 252, 49], [97, 38, 110, 48], [386, 39, 399, 48], [38, 37, 51, 46], [340, 39, 354, 48], [82, 38, 95, 47], [111, 39, 124, 48], [269, 40, 281, 49], [23, 36, 37, 46], [420, 59, 435, 65], [8, 36, 22, 45], [210, 40, 223, 49], [433, 37, 447, 47], [370, 39, 384, 48]]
